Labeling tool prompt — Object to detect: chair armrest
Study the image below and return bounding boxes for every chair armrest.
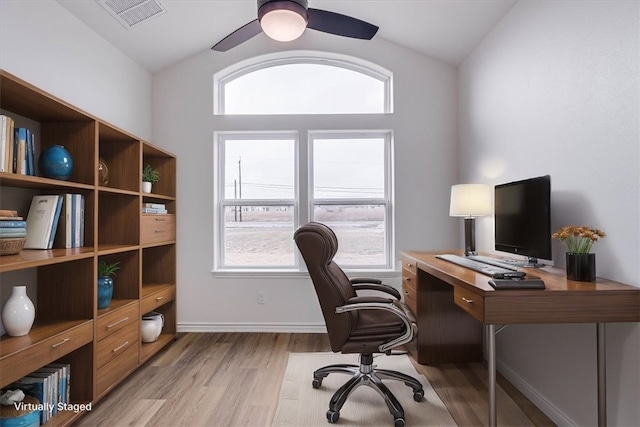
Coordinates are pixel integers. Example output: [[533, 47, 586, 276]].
[[336, 298, 416, 353], [352, 282, 401, 300], [350, 277, 382, 284]]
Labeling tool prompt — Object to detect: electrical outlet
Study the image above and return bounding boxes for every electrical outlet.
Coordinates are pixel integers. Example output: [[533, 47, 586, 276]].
[[257, 292, 265, 304]]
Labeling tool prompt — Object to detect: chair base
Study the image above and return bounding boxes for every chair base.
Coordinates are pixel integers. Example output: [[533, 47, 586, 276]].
[[312, 353, 424, 426]]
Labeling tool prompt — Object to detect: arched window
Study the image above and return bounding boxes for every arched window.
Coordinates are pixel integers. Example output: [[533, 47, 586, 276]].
[[213, 52, 394, 272], [214, 52, 392, 115]]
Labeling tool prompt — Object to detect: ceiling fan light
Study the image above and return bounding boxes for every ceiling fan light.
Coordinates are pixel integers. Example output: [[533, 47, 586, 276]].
[[260, 9, 307, 42]]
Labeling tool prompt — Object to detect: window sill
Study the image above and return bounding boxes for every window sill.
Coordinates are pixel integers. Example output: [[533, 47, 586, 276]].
[[211, 269, 401, 280]]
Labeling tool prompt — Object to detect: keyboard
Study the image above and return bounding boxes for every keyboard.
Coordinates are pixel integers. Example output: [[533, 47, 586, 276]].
[[467, 255, 523, 270], [436, 254, 526, 279]]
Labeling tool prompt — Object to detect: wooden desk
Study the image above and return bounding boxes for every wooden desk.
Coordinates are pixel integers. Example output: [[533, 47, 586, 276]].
[[401, 250, 640, 427]]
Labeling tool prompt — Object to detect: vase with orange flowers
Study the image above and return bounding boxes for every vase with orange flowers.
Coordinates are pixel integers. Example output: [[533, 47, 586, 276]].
[[552, 225, 606, 282]]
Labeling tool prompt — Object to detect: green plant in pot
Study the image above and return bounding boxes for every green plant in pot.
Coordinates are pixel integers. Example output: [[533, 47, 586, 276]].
[[98, 261, 120, 309], [142, 164, 160, 194]]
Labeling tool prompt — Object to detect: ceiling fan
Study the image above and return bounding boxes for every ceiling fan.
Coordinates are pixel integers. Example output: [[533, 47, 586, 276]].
[[211, 0, 379, 52]]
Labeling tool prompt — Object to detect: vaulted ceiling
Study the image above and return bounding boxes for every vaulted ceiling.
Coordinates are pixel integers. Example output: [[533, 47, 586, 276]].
[[57, 0, 517, 73]]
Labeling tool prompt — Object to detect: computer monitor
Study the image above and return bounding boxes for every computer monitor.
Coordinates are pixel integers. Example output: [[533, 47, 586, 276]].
[[494, 175, 551, 267]]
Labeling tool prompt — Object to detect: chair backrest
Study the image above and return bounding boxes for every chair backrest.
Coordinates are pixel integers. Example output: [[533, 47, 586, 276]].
[[294, 222, 358, 352]]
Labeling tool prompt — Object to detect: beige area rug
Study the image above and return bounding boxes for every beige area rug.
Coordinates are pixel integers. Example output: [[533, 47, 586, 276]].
[[272, 352, 457, 426]]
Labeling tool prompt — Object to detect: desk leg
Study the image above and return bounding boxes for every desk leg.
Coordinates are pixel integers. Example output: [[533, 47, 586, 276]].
[[597, 323, 607, 427], [487, 324, 497, 427]]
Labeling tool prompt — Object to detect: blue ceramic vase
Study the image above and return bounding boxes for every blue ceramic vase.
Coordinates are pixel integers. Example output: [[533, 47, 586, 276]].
[[97, 276, 114, 309], [38, 145, 73, 180]]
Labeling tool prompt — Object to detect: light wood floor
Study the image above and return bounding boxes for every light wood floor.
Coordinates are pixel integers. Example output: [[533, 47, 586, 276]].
[[77, 333, 556, 426]]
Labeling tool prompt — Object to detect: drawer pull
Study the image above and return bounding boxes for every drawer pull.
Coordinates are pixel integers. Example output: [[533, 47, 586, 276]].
[[404, 277, 411, 281], [156, 296, 164, 301], [154, 218, 166, 222], [106, 317, 129, 329], [154, 230, 166, 233], [112, 341, 129, 353], [51, 338, 70, 348], [406, 263, 413, 267], [461, 297, 474, 304]]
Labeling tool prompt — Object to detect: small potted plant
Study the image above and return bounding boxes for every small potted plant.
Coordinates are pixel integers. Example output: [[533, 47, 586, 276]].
[[98, 260, 120, 309], [142, 164, 160, 194], [552, 225, 605, 282]]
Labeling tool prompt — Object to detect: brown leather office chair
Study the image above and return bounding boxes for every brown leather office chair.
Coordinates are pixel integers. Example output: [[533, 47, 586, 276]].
[[294, 222, 424, 427]]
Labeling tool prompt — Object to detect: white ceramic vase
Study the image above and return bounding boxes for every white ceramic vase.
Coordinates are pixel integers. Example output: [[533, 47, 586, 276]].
[[1, 286, 35, 336], [142, 181, 152, 193]]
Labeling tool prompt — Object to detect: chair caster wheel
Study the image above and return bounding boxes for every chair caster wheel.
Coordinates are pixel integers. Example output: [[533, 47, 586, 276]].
[[413, 389, 425, 401], [327, 410, 340, 423], [394, 417, 406, 427], [312, 378, 322, 389]]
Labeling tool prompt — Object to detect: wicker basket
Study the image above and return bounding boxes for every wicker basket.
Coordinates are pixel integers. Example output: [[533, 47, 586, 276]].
[[0, 237, 26, 256]]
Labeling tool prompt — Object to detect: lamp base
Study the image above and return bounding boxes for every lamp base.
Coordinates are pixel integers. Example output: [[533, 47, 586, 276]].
[[463, 217, 477, 256]]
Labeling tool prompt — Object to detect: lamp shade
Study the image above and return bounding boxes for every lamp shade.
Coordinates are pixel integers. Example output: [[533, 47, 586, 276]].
[[449, 184, 492, 217], [260, 8, 307, 42]]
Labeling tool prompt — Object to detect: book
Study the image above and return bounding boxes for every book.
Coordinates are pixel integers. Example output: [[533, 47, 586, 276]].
[[0, 215, 23, 220], [0, 227, 27, 238], [0, 220, 27, 227], [13, 375, 49, 423], [79, 194, 85, 246], [143, 202, 166, 209], [14, 127, 28, 174], [0, 115, 6, 172], [0, 209, 18, 217], [26, 129, 35, 176], [54, 194, 73, 249], [47, 195, 64, 249], [5, 117, 14, 173], [24, 195, 61, 249], [46, 363, 70, 404], [142, 207, 168, 214]]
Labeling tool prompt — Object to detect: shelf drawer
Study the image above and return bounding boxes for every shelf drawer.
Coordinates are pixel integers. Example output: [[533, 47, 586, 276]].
[[141, 285, 176, 314], [454, 287, 484, 322], [0, 321, 93, 386], [96, 320, 138, 369], [141, 214, 175, 245], [96, 343, 138, 398], [401, 255, 417, 275], [96, 302, 138, 341]]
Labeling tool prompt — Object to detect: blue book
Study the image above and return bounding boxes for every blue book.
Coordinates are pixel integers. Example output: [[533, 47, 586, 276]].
[[26, 130, 35, 176], [0, 227, 27, 237], [0, 220, 27, 228], [47, 195, 63, 249]]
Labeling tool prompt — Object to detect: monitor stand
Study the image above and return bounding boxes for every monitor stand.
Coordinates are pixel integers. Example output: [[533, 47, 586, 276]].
[[506, 256, 544, 268]]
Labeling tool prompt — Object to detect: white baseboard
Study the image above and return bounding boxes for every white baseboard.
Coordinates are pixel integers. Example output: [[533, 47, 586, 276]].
[[177, 322, 327, 333], [497, 360, 575, 426]]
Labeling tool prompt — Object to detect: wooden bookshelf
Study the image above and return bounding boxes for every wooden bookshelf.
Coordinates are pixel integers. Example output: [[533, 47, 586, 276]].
[[0, 69, 177, 424]]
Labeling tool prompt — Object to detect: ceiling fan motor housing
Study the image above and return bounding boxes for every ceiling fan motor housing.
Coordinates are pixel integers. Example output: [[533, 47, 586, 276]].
[[258, 0, 309, 22]]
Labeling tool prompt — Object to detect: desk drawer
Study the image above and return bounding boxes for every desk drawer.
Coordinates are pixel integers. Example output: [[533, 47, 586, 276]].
[[402, 256, 417, 275], [141, 285, 176, 314], [403, 283, 417, 315], [96, 302, 138, 341], [96, 320, 138, 369], [141, 214, 175, 245], [454, 287, 484, 322], [96, 343, 138, 398]]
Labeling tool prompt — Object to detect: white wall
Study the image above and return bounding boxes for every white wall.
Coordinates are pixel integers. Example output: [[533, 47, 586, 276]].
[[0, 0, 152, 140], [152, 33, 458, 331], [459, 1, 639, 425]]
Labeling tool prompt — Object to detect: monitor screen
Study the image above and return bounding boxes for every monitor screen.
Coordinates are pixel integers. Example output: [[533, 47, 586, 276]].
[[494, 175, 551, 263]]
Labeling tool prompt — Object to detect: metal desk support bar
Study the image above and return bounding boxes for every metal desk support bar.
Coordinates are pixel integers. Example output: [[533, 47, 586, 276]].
[[487, 324, 497, 427], [597, 323, 606, 427]]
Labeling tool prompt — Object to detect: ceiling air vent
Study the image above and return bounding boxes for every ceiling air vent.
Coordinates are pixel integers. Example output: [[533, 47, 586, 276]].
[[97, 0, 167, 29]]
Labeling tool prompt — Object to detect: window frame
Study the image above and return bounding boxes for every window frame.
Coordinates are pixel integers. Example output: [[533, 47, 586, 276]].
[[213, 51, 394, 115]]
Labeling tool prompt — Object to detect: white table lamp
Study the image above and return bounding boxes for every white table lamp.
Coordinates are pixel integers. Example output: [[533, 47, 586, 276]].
[[450, 184, 492, 256]]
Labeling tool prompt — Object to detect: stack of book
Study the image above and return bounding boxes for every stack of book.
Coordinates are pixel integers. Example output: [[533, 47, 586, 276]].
[[0, 210, 27, 241], [142, 202, 167, 214], [0, 115, 36, 176], [24, 194, 85, 250], [9, 363, 70, 424]]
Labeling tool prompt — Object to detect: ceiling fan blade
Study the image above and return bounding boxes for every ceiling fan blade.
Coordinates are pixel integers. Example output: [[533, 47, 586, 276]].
[[307, 8, 378, 40], [212, 19, 263, 52]]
